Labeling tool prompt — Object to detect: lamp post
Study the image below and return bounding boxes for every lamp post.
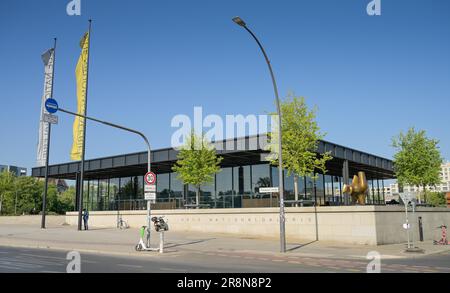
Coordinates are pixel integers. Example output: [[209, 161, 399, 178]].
[[232, 16, 286, 253]]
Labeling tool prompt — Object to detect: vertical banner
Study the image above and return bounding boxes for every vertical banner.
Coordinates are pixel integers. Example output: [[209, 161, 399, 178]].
[[70, 32, 90, 161], [37, 48, 55, 166]]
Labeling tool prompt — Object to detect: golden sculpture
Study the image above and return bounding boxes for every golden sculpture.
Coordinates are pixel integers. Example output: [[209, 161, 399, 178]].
[[343, 172, 368, 205]]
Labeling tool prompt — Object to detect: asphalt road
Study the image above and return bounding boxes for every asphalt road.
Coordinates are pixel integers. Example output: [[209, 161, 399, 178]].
[[0, 246, 449, 273]]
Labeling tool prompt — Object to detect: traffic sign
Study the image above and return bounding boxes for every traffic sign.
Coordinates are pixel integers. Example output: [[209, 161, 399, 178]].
[[42, 113, 58, 124], [45, 98, 58, 114], [145, 192, 156, 201], [259, 187, 279, 193], [145, 185, 156, 192], [144, 171, 156, 185]]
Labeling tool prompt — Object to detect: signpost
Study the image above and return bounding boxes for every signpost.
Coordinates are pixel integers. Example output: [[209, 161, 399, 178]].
[[144, 171, 156, 185], [144, 171, 157, 246], [42, 98, 59, 229], [55, 106, 153, 247], [42, 113, 58, 125], [259, 187, 279, 193], [45, 98, 59, 114], [399, 192, 414, 249], [399, 192, 423, 252]]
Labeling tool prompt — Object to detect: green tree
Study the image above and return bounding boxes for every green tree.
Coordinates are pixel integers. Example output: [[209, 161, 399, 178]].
[[0, 171, 15, 215], [267, 94, 332, 201], [426, 192, 446, 207], [0, 171, 75, 215], [392, 127, 443, 203], [172, 133, 223, 207], [14, 176, 46, 215], [57, 186, 76, 213]]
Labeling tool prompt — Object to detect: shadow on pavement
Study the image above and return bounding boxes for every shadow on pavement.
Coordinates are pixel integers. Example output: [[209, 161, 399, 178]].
[[286, 240, 318, 252], [165, 238, 216, 249]]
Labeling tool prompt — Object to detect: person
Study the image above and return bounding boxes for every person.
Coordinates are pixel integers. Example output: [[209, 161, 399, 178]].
[[82, 208, 89, 230]]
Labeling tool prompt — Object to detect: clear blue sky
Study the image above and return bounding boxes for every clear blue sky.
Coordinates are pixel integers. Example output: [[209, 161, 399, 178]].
[[1, 0, 449, 173]]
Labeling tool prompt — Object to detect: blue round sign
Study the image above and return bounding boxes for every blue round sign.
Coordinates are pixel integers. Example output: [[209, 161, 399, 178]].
[[45, 98, 58, 114]]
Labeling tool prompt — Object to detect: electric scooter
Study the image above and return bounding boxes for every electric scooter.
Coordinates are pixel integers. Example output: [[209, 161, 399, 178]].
[[135, 226, 158, 251]]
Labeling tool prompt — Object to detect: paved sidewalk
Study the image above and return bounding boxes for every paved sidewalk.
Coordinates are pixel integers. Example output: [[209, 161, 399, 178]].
[[0, 223, 448, 261]]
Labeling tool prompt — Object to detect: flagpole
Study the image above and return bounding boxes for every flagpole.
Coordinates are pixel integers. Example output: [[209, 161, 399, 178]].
[[78, 20, 92, 231], [41, 37, 57, 229]]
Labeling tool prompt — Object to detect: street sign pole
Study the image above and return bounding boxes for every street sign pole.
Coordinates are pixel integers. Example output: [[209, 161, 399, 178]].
[[144, 171, 156, 248], [405, 201, 411, 248], [41, 38, 57, 229], [56, 106, 152, 238]]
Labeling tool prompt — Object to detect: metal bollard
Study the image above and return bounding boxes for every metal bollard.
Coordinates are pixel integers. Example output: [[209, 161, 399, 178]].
[[418, 217, 424, 242], [159, 231, 164, 254]]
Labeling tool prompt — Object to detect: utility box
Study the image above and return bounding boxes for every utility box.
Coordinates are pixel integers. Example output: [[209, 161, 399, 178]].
[[446, 193, 450, 208]]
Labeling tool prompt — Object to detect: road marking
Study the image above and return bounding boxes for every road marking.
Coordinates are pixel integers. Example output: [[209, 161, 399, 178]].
[[0, 259, 41, 269], [422, 270, 439, 273], [40, 270, 62, 273], [304, 263, 320, 267], [0, 264, 25, 271], [160, 267, 187, 272], [272, 259, 284, 262], [346, 268, 360, 272], [81, 260, 98, 264], [117, 264, 143, 269]]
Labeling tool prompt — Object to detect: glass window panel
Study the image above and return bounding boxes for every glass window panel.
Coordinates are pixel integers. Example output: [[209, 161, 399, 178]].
[[284, 171, 294, 202], [253, 164, 270, 200], [157, 173, 170, 202], [239, 166, 253, 208], [271, 166, 279, 189], [305, 176, 314, 201], [98, 179, 108, 211], [170, 172, 184, 208], [251, 164, 272, 207], [315, 174, 325, 206], [187, 185, 198, 205], [109, 178, 120, 210], [83, 181, 89, 210], [297, 176, 306, 200], [216, 167, 232, 209], [200, 180, 215, 208], [136, 176, 144, 199], [119, 177, 132, 210], [324, 175, 333, 205], [89, 180, 98, 211]]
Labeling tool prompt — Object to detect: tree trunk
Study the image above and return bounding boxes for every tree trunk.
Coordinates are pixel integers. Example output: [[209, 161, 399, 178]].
[[294, 175, 299, 207], [423, 184, 427, 204], [417, 185, 422, 204], [196, 186, 200, 209]]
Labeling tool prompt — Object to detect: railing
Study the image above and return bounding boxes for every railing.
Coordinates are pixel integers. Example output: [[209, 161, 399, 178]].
[[83, 193, 387, 212]]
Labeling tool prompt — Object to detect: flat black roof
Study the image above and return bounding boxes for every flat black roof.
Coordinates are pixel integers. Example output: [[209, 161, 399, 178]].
[[32, 134, 395, 180]]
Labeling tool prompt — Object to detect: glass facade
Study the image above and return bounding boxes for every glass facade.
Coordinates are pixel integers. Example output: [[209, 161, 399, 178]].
[[80, 163, 389, 211]]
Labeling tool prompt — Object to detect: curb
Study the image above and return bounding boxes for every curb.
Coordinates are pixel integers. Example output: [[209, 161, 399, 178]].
[[0, 243, 174, 259]]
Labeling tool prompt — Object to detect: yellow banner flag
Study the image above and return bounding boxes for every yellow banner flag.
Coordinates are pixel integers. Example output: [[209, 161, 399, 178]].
[[70, 32, 89, 161]]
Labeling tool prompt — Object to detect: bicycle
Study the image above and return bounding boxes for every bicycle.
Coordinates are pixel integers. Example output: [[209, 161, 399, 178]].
[[117, 216, 129, 230]]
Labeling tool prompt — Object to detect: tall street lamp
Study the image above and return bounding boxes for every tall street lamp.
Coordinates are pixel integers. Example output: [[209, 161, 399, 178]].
[[232, 16, 286, 253]]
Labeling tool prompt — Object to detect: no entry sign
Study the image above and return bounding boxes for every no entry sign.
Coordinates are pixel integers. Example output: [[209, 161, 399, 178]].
[[144, 171, 156, 185]]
